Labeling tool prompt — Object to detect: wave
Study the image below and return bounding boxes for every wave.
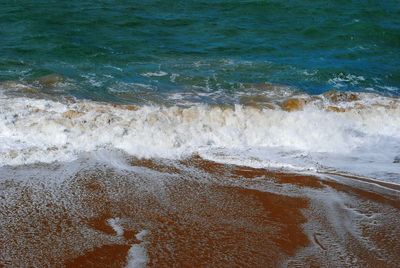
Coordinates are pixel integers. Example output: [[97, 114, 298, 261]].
[[0, 88, 399, 181]]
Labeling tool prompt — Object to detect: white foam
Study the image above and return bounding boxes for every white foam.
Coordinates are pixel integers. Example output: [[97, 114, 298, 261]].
[[170, 73, 179, 82], [141, 71, 168, 77], [125, 230, 148, 268], [0, 94, 399, 182], [328, 73, 366, 88], [135, 230, 148, 242], [107, 218, 124, 236]]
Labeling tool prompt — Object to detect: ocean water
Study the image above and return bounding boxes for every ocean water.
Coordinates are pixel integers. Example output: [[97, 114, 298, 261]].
[[0, 1, 399, 182]]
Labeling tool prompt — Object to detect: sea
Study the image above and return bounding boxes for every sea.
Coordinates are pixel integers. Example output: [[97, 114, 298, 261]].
[[0, 0, 399, 183]]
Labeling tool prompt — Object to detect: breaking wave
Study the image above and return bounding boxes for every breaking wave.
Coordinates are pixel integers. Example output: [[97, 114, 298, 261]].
[[0, 87, 399, 182]]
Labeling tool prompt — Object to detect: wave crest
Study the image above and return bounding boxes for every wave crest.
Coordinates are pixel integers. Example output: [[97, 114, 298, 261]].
[[0, 93, 399, 169]]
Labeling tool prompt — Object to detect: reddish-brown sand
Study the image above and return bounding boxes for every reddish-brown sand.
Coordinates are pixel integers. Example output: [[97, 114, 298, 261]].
[[1, 156, 399, 267]]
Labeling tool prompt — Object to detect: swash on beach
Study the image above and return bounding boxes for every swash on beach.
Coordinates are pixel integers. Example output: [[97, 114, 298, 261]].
[[1, 1, 400, 267]]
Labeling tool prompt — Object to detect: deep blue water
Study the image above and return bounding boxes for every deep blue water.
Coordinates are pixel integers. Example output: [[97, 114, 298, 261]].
[[1, 0, 399, 103]]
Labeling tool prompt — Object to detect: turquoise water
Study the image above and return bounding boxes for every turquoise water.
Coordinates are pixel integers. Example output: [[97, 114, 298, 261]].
[[1, 0, 399, 103]]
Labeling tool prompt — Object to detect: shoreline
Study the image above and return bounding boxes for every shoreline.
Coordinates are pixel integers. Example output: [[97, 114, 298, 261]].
[[1, 156, 399, 267]]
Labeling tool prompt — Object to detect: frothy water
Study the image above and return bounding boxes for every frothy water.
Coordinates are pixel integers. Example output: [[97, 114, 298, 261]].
[[0, 88, 398, 183], [0, 0, 399, 184], [126, 230, 148, 268]]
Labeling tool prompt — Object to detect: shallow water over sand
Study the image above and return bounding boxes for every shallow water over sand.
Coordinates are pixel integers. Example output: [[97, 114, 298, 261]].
[[1, 155, 399, 267]]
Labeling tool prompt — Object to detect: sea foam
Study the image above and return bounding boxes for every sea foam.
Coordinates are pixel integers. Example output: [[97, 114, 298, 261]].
[[0, 92, 399, 182]]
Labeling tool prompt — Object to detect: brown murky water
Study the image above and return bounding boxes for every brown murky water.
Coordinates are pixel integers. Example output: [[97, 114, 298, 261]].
[[1, 156, 399, 267]]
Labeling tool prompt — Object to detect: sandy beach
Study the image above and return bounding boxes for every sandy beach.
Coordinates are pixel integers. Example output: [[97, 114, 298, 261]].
[[1, 156, 399, 267]]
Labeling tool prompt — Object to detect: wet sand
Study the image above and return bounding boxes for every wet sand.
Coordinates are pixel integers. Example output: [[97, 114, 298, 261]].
[[1, 156, 400, 267]]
